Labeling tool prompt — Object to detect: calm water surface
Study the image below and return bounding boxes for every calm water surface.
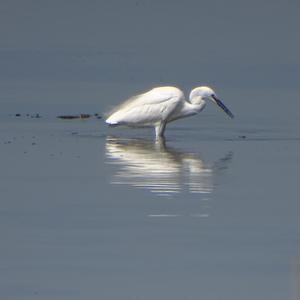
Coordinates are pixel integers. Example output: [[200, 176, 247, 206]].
[[1, 0, 300, 298], [0, 105, 299, 299]]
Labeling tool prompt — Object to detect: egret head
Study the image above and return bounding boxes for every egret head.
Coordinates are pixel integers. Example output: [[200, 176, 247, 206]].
[[190, 86, 234, 119]]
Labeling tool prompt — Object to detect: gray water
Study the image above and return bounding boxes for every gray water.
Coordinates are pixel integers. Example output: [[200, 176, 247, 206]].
[[1, 0, 300, 299], [1, 108, 299, 299]]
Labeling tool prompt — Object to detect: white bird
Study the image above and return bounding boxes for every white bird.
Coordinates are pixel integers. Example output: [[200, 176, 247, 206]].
[[105, 86, 234, 139]]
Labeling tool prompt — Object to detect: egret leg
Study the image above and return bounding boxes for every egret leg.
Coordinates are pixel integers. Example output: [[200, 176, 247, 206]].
[[155, 122, 166, 139], [155, 135, 166, 148]]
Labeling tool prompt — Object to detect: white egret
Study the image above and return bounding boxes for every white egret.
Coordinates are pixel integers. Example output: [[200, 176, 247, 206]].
[[105, 86, 234, 139]]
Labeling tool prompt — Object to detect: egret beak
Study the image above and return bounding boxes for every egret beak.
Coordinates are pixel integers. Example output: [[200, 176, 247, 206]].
[[211, 95, 234, 119]]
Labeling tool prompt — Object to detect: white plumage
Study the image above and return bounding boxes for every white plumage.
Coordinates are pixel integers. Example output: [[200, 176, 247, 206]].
[[106, 86, 234, 139]]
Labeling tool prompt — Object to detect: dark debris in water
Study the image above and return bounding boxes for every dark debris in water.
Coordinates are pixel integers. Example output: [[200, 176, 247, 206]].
[[11, 112, 102, 120], [57, 115, 80, 120], [80, 114, 91, 119], [13, 113, 42, 118], [57, 113, 101, 120]]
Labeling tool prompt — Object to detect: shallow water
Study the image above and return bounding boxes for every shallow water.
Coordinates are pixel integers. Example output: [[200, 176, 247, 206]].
[[1, 0, 300, 297], [0, 111, 299, 300]]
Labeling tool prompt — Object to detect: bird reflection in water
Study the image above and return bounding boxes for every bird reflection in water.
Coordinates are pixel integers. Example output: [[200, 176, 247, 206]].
[[105, 136, 233, 197]]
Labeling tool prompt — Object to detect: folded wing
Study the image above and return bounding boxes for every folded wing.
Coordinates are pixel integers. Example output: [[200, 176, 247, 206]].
[[106, 86, 184, 126]]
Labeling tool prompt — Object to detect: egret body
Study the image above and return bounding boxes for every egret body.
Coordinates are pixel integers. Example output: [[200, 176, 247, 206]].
[[105, 86, 234, 139]]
